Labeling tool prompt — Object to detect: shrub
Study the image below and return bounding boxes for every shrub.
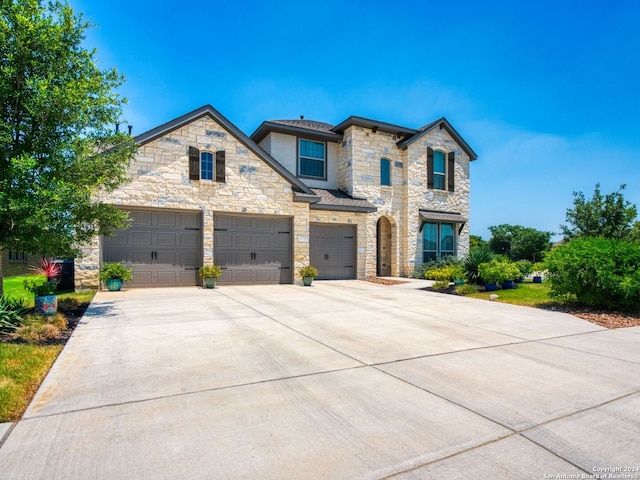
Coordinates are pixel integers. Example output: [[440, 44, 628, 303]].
[[431, 280, 450, 290], [99, 262, 133, 281], [478, 259, 520, 285], [424, 264, 465, 282], [199, 265, 222, 278], [515, 260, 534, 278], [545, 237, 640, 310], [13, 313, 67, 343], [412, 256, 460, 279], [463, 248, 494, 285], [455, 283, 478, 295], [299, 265, 318, 278], [0, 296, 29, 333]]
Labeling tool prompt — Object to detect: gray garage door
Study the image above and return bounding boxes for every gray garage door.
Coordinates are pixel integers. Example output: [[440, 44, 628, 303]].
[[214, 214, 292, 285], [103, 209, 202, 287], [310, 224, 357, 280]]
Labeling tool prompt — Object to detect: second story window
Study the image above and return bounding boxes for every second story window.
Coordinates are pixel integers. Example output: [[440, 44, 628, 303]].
[[381, 158, 391, 186], [433, 151, 445, 190], [299, 139, 325, 179], [201, 152, 214, 180], [427, 147, 455, 192]]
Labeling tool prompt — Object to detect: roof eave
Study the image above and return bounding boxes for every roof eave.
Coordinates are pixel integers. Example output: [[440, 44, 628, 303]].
[[251, 121, 341, 144], [397, 117, 478, 161], [332, 116, 417, 138], [134, 105, 316, 196], [310, 203, 377, 213]]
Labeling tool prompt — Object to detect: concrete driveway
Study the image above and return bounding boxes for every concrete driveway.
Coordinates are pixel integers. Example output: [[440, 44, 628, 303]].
[[1, 279, 639, 479]]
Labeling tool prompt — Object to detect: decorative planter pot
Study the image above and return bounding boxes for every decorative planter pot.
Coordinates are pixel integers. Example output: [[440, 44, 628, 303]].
[[105, 279, 124, 291], [203, 277, 217, 289], [533, 276, 542, 284], [454, 279, 465, 285], [302, 276, 314, 286], [501, 280, 514, 289], [35, 294, 57, 316], [484, 282, 498, 292]]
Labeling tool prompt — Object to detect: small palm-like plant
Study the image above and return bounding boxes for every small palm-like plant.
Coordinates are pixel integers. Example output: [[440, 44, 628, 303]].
[[463, 247, 494, 285]]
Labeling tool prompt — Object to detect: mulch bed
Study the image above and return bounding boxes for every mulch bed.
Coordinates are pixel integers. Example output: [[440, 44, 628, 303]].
[[363, 278, 640, 330], [0, 302, 89, 345]]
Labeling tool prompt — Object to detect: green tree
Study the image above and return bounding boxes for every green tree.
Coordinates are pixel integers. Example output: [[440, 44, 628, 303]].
[[487, 224, 552, 261], [0, 1, 136, 296], [561, 184, 638, 240], [469, 235, 486, 251]]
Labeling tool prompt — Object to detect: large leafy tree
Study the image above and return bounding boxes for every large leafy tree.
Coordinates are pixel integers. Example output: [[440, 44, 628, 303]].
[[488, 224, 552, 262], [561, 184, 637, 240], [0, 1, 136, 294]]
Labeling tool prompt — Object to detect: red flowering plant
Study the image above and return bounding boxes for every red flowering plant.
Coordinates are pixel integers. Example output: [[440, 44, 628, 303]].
[[24, 258, 61, 296]]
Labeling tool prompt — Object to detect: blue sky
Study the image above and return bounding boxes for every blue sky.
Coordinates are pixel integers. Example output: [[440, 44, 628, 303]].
[[71, 0, 640, 240]]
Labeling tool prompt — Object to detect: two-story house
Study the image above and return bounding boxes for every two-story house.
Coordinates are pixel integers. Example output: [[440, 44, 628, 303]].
[[75, 104, 476, 288]]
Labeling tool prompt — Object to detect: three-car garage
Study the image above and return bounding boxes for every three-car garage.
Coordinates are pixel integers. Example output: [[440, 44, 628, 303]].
[[102, 208, 358, 287]]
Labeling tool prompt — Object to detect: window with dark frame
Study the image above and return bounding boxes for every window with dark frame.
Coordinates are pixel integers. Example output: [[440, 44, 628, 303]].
[[201, 152, 213, 180], [299, 139, 326, 178], [381, 158, 391, 186], [423, 222, 456, 262]]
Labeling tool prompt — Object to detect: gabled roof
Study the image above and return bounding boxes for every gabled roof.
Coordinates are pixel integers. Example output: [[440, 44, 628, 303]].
[[251, 119, 341, 143], [398, 117, 478, 161], [134, 105, 316, 195], [331, 116, 417, 138], [251, 114, 477, 161]]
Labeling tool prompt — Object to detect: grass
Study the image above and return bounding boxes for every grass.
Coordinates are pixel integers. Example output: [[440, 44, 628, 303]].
[[465, 281, 555, 307], [1, 275, 96, 423], [0, 343, 63, 422]]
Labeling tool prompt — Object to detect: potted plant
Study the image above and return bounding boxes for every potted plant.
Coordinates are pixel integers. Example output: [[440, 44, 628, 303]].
[[25, 258, 62, 315], [199, 265, 222, 288], [299, 265, 318, 286], [478, 260, 519, 291], [99, 262, 133, 291], [515, 260, 533, 283], [532, 262, 545, 283]]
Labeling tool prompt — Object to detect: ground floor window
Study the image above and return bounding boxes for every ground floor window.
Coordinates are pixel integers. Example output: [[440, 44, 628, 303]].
[[8, 251, 28, 262], [422, 222, 455, 262]]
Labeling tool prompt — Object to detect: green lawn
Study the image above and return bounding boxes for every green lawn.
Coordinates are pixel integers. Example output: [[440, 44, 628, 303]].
[[466, 281, 557, 307], [0, 343, 63, 422], [2, 274, 40, 306], [1, 275, 96, 423]]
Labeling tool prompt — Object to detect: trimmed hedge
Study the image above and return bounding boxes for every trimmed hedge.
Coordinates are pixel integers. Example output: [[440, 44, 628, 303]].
[[545, 237, 640, 310]]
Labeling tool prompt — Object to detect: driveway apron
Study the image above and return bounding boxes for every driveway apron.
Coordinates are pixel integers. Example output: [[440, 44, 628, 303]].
[[1, 280, 639, 479]]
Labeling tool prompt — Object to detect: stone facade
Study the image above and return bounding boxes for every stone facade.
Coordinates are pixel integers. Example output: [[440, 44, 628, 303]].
[[76, 105, 476, 288]]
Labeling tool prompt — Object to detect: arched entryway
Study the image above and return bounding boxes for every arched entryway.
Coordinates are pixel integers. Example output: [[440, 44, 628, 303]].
[[376, 216, 393, 277]]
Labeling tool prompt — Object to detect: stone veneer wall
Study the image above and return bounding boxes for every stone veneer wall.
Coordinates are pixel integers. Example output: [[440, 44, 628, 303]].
[[405, 128, 471, 271], [337, 124, 471, 277], [76, 115, 314, 288]]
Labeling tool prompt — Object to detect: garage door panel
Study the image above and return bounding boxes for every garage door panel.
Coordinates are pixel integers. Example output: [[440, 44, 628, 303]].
[[255, 234, 273, 249], [180, 233, 198, 247], [215, 233, 233, 249], [156, 213, 176, 227], [157, 232, 176, 246], [130, 251, 152, 264], [131, 271, 152, 286], [235, 217, 252, 231], [132, 211, 153, 226], [132, 231, 152, 246], [236, 235, 252, 249]]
